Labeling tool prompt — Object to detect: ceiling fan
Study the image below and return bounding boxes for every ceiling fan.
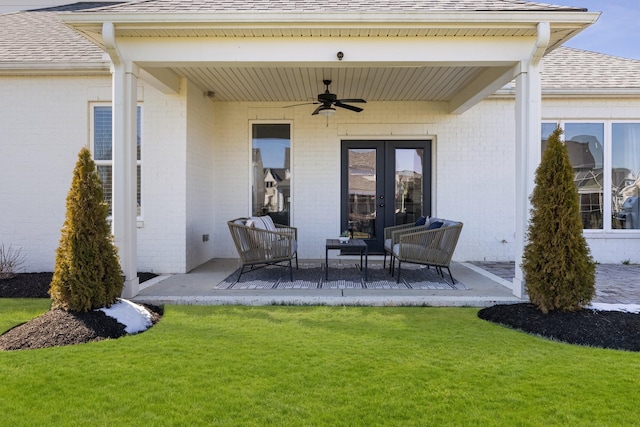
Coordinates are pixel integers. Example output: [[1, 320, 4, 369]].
[[300, 80, 367, 116]]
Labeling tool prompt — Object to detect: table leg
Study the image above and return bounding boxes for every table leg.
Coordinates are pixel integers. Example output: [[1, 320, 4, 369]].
[[325, 246, 329, 280], [364, 247, 368, 281]]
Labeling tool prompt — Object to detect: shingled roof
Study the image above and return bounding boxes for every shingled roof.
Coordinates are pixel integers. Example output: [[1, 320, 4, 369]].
[[0, 8, 107, 66], [80, 0, 586, 13], [2, 1, 637, 94], [542, 47, 640, 90]]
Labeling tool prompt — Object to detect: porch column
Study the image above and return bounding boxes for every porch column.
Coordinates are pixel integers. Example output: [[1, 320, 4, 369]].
[[513, 23, 549, 298], [111, 60, 140, 298]]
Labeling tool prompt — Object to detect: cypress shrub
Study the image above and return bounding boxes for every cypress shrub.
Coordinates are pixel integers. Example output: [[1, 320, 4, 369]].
[[49, 147, 124, 312], [522, 126, 595, 313]]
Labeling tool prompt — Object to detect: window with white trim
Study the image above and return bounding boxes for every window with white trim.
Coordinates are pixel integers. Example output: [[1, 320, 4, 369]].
[[542, 121, 640, 231], [91, 104, 142, 218], [251, 123, 291, 225]]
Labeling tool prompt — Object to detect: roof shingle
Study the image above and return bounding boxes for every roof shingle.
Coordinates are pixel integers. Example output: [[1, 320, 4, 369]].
[[542, 47, 640, 90], [81, 0, 586, 13], [0, 10, 107, 64]]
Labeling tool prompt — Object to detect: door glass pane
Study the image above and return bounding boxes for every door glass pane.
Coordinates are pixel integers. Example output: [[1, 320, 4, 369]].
[[252, 124, 291, 225], [612, 123, 640, 229], [565, 123, 604, 229], [395, 148, 423, 225], [348, 148, 376, 238]]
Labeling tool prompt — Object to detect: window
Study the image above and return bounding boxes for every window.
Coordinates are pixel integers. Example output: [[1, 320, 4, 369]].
[[91, 105, 142, 218], [612, 123, 640, 229], [542, 121, 640, 231], [251, 123, 291, 225]]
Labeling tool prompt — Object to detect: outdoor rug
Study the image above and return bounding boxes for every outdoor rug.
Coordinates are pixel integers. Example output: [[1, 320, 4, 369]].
[[216, 263, 468, 290]]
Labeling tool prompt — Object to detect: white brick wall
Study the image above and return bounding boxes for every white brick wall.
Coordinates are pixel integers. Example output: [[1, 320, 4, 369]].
[[3, 76, 639, 274], [185, 81, 216, 271], [136, 81, 188, 273], [210, 99, 518, 261], [1, 76, 105, 271]]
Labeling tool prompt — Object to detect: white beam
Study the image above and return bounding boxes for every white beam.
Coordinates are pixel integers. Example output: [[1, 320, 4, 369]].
[[117, 36, 536, 67], [104, 22, 139, 298], [513, 23, 549, 299], [139, 67, 182, 94], [449, 65, 516, 114], [111, 61, 140, 299]]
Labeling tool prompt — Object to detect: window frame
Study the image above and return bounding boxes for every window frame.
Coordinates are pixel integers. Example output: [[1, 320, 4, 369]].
[[90, 102, 144, 221], [249, 120, 293, 224], [542, 120, 640, 234]]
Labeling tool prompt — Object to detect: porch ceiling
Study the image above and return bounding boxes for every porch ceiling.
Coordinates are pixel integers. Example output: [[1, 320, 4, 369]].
[[169, 65, 484, 102]]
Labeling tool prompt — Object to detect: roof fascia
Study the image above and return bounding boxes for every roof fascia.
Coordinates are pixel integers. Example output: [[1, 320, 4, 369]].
[[0, 62, 110, 75], [60, 11, 600, 29], [494, 88, 640, 98]]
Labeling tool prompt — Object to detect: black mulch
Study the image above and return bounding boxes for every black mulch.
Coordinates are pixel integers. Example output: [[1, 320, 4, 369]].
[[0, 272, 162, 351], [479, 303, 640, 352]]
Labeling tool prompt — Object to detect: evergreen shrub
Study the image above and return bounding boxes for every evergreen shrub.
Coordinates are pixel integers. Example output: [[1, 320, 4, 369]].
[[49, 147, 123, 312], [522, 126, 596, 313]]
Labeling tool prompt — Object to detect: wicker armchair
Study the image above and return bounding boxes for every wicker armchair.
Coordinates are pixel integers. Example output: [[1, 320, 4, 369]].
[[227, 217, 298, 282], [383, 222, 425, 271], [387, 220, 463, 284]]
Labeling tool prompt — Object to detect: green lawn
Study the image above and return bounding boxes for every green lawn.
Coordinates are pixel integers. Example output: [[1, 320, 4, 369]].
[[1, 300, 639, 426]]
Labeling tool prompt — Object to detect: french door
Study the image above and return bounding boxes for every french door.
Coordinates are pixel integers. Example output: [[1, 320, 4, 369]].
[[341, 140, 432, 253]]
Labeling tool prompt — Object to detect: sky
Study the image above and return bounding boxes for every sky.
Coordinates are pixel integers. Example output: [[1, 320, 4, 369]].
[[551, 0, 640, 60]]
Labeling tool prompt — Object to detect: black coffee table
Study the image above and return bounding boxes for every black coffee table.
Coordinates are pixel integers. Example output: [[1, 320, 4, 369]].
[[325, 238, 368, 281]]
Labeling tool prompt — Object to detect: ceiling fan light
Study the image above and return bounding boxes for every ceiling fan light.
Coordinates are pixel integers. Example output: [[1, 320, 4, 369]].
[[318, 106, 336, 117]]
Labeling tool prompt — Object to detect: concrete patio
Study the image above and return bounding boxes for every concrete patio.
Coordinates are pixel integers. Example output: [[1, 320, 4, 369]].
[[131, 257, 516, 307], [131, 257, 640, 307]]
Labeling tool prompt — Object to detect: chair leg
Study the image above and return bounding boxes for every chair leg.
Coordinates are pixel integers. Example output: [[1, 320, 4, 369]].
[[396, 261, 402, 283], [383, 252, 387, 269], [288, 259, 293, 282], [236, 265, 246, 283], [446, 267, 455, 284]]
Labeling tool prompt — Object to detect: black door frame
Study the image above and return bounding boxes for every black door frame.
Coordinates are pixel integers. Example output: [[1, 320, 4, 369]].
[[341, 140, 432, 253]]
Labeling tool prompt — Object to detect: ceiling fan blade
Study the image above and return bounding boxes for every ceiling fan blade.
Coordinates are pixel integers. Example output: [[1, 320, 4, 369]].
[[335, 102, 363, 113], [284, 101, 318, 108], [337, 99, 367, 103]]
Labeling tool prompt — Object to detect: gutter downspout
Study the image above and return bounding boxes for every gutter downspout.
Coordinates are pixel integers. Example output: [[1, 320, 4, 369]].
[[513, 22, 550, 299], [103, 22, 140, 298]]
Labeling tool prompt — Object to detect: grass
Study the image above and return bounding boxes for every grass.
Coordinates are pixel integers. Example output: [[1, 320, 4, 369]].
[[1, 301, 639, 426]]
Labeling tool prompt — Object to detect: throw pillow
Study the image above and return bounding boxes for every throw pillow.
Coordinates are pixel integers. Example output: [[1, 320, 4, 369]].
[[414, 216, 427, 226], [427, 221, 443, 230]]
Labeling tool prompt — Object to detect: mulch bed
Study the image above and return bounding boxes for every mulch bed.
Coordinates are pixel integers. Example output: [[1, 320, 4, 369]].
[[478, 303, 640, 352], [0, 272, 161, 351]]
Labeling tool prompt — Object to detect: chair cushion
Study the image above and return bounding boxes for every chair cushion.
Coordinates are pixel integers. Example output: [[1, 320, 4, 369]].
[[384, 238, 392, 251], [441, 220, 459, 228], [250, 216, 277, 231]]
